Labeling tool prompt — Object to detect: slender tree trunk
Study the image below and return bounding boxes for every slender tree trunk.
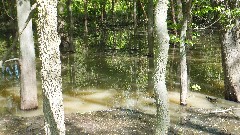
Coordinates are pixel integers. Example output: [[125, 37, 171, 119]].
[[221, 20, 240, 102], [147, 57, 154, 92], [147, 0, 154, 57], [67, 0, 75, 52], [154, 0, 170, 134], [176, 0, 183, 22], [179, 0, 192, 106], [16, 0, 38, 110], [170, 0, 177, 36], [36, 0, 65, 134], [112, 0, 115, 23], [133, 0, 137, 30], [84, 0, 88, 35], [101, 1, 106, 23], [69, 54, 75, 87]]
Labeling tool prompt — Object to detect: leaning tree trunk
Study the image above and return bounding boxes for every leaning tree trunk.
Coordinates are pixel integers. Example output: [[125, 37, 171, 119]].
[[221, 20, 240, 102], [16, 0, 38, 110], [36, 0, 65, 134], [154, 0, 170, 134]]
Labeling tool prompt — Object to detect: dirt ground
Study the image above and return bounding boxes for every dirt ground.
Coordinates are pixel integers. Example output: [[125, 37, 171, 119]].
[[0, 108, 239, 135]]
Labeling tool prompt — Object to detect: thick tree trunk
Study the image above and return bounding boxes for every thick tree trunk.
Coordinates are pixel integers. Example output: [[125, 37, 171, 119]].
[[36, 0, 65, 134], [221, 22, 240, 102], [16, 0, 38, 110], [154, 0, 170, 134]]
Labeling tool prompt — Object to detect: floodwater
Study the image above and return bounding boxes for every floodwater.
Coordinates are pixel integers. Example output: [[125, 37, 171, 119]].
[[0, 29, 240, 126]]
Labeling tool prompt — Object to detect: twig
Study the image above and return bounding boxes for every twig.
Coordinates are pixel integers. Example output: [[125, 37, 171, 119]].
[[193, 14, 222, 30], [2, 0, 15, 20], [210, 107, 240, 114]]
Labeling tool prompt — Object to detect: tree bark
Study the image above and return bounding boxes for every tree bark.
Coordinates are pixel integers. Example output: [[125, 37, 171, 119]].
[[170, 0, 177, 36], [84, 0, 88, 34], [133, 0, 137, 30], [16, 0, 38, 110], [101, 1, 106, 23], [221, 21, 240, 102], [67, 0, 75, 52], [147, 0, 154, 57], [154, 0, 170, 134], [112, 0, 115, 23], [179, 0, 192, 106], [36, 0, 65, 134]]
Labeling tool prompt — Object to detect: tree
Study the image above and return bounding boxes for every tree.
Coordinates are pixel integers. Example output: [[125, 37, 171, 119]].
[[154, 0, 170, 134], [66, 0, 75, 52], [147, 0, 154, 57], [36, 0, 65, 134], [16, 0, 38, 110], [84, 0, 88, 35], [221, 1, 240, 102], [179, 0, 192, 105]]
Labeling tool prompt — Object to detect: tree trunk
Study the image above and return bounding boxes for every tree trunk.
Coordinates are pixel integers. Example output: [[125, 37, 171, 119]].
[[84, 0, 88, 34], [36, 0, 65, 134], [176, 0, 183, 22], [67, 0, 75, 52], [170, 0, 177, 36], [101, 1, 106, 23], [112, 0, 115, 23], [154, 0, 170, 134], [16, 0, 38, 110], [133, 0, 137, 30], [147, 0, 154, 57], [221, 21, 240, 102], [179, 0, 192, 106]]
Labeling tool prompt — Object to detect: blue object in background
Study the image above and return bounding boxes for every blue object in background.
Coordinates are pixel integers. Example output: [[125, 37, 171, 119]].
[[6, 66, 13, 78], [14, 62, 19, 79], [1, 61, 20, 80]]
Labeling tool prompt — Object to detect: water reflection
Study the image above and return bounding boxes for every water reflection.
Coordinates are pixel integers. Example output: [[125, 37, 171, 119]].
[[0, 30, 239, 131]]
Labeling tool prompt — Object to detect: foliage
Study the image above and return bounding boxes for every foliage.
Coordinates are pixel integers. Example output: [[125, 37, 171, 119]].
[[191, 84, 201, 91]]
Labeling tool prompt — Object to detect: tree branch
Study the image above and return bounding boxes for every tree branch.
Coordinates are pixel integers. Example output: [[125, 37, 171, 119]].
[[210, 107, 240, 114]]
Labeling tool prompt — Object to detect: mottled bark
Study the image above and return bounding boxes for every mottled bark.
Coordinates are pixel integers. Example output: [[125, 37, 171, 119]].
[[154, 0, 170, 134], [36, 0, 65, 134], [221, 21, 240, 102], [16, 0, 38, 110]]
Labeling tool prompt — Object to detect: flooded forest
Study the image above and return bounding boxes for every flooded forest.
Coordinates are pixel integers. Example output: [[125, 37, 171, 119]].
[[0, 0, 240, 134]]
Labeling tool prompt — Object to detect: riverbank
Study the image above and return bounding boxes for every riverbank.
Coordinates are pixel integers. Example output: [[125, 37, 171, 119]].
[[0, 107, 239, 135]]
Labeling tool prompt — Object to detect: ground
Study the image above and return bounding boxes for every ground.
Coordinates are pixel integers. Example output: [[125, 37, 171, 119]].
[[0, 108, 239, 135]]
